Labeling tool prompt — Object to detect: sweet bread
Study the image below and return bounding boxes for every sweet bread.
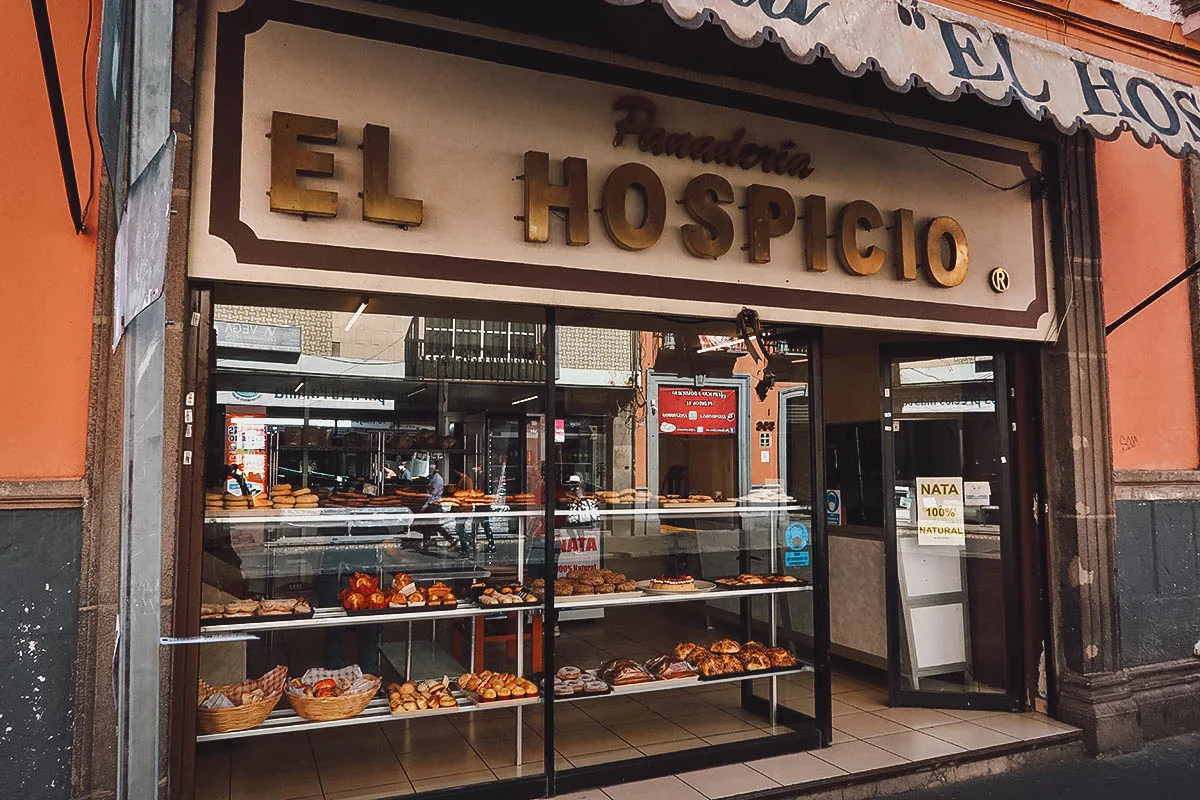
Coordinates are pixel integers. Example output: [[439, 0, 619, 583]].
[[765, 647, 797, 667], [673, 642, 699, 660], [710, 639, 741, 654], [741, 652, 771, 670]]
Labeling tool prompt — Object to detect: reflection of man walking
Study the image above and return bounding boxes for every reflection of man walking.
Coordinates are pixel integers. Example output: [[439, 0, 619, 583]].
[[454, 468, 496, 556], [418, 462, 445, 553]]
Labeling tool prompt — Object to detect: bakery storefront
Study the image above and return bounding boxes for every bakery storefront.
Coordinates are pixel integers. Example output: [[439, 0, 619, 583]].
[[178, 1, 1066, 798]]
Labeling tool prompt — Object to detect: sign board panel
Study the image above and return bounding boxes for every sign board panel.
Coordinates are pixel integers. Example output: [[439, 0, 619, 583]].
[[214, 320, 303, 355], [916, 477, 966, 546], [189, 1, 1054, 341], [657, 387, 738, 435], [825, 489, 844, 526]]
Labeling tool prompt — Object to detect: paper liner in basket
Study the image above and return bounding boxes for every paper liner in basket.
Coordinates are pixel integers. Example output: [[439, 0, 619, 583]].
[[288, 664, 377, 696], [199, 665, 288, 708]]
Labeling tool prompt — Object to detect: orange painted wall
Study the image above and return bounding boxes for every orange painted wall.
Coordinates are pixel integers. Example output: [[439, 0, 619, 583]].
[[1097, 138, 1199, 470], [0, 2, 99, 480]]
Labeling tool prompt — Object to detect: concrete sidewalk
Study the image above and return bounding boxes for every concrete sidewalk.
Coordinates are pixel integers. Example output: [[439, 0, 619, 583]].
[[890, 733, 1200, 800]]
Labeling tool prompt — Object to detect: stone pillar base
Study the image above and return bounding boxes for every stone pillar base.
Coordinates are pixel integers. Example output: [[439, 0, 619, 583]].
[[1057, 658, 1200, 755]]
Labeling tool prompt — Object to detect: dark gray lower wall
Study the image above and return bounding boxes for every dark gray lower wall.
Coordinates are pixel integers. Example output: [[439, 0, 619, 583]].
[[0, 507, 82, 799], [1117, 500, 1200, 667]]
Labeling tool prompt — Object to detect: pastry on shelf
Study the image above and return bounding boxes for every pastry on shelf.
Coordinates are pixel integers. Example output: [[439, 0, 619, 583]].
[[710, 639, 742, 654], [715, 573, 806, 587], [457, 670, 539, 701], [673, 642, 701, 660], [387, 678, 457, 713], [223, 600, 260, 618], [597, 658, 654, 686], [740, 652, 772, 671], [648, 575, 697, 592], [644, 654, 698, 680], [764, 647, 798, 667], [695, 655, 727, 677], [477, 585, 539, 606]]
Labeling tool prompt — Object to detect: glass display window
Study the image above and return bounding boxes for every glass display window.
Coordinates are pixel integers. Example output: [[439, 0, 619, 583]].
[[191, 295, 829, 800]]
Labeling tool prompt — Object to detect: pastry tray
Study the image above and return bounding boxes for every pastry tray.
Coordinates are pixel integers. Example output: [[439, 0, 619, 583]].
[[388, 690, 473, 717], [712, 580, 809, 591], [635, 580, 716, 595], [463, 689, 542, 705], [202, 609, 314, 625], [345, 602, 463, 616], [696, 664, 801, 681], [556, 590, 644, 604], [475, 599, 543, 610]]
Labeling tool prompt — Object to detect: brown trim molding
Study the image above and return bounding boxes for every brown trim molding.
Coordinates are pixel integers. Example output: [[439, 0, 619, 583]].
[[1114, 469, 1200, 500], [205, 0, 1051, 335], [0, 479, 86, 509]]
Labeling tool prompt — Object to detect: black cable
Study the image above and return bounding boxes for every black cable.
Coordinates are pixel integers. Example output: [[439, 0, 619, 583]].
[[878, 108, 1034, 192], [79, 0, 96, 227], [31, 0, 84, 233], [1105, 258, 1200, 335], [921, 147, 1033, 192]]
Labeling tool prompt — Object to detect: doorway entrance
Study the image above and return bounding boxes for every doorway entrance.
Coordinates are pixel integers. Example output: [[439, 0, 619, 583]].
[[881, 346, 1023, 711]]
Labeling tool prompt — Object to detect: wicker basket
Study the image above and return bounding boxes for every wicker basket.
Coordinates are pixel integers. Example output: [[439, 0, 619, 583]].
[[197, 665, 288, 735], [286, 674, 382, 721]]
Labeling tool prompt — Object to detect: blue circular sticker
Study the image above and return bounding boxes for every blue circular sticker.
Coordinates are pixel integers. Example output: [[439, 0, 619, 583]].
[[825, 489, 841, 513], [785, 521, 810, 551]]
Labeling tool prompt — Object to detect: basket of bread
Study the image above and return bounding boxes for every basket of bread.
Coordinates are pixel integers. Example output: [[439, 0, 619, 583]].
[[197, 665, 288, 734], [285, 665, 381, 721]]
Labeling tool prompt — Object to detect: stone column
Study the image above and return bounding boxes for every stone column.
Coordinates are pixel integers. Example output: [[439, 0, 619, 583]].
[[1040, 135, 1138, 754]]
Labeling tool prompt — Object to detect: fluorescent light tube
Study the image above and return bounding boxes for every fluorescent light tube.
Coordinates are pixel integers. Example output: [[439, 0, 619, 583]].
[[344, 300, 368, 332]]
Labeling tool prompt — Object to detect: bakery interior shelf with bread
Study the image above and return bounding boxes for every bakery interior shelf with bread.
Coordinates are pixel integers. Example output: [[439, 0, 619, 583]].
[[556, 665, 812, 703], [203, 502, 808, 526], [198, 601, 541, 634], [195, 688, 540, 743], [551, 582, 810, 610]]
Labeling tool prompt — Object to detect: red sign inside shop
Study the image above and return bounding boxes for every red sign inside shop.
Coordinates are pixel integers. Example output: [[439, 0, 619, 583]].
[[657, 387, 738, 435]]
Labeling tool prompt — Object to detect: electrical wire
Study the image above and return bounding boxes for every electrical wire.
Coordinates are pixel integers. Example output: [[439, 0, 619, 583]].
[[878, 108, 1035, 192], [79, 0, 96, 227], [76, 0, 95, 227]]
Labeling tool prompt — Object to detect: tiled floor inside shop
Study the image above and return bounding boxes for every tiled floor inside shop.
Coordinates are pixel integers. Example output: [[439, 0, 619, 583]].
[[196, 607, 1079, 800]]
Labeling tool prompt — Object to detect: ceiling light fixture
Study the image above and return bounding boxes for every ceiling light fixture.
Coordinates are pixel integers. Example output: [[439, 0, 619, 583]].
[[344, 298, 369, 332], [406, 386, 427, 398], [511, 394, 538, 405], [293, 380, 305, 393]]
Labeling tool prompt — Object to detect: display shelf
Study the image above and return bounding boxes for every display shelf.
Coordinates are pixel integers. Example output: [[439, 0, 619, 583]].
[[204, 503, 811, 526], [556, 583, 810, 610], [194, 666, 809, 742], [204, 507, 417, 525], [195, 693, 541, 743], [199, 603, 541, 634], [199, 585, 808, 633], [557, 665, 812, 703]]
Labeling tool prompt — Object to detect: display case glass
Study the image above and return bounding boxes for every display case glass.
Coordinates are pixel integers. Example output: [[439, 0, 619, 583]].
[[193, 298, 827, 800]]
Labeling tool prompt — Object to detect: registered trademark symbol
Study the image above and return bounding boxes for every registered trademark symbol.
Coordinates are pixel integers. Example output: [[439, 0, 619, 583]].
[[989, 267, 1010, 293]]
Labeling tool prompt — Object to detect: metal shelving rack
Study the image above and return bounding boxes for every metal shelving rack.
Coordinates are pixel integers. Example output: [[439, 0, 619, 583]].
[[195, 503, 815, 754]]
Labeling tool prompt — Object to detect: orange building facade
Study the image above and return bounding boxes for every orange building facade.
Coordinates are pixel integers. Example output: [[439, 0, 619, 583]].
[[7, 0, 1200, 798], [0, 0, 100, 797]]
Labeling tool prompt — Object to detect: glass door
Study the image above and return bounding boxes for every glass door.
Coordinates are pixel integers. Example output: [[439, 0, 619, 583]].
[[881, 347, 1022, 711]]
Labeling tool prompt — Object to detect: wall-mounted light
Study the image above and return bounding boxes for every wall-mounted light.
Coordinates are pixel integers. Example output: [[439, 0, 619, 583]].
[[511, 394, 538, 406], [344, 298, 369, 332]]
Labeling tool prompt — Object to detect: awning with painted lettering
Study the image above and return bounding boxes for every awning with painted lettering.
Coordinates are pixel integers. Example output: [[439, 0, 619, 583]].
[[609, 0, 1200, 157]]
